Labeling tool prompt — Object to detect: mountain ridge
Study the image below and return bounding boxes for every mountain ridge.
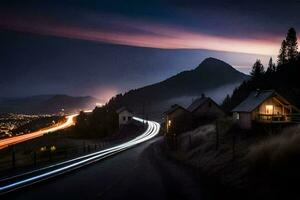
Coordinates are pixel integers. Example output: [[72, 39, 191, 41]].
[[0, 94, 99, 114], [107, 57, 249, 117]]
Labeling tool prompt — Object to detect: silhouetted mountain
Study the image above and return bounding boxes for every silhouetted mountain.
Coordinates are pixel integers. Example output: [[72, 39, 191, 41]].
[[108, 57, 249, 118], [0, 95, 99, 114]]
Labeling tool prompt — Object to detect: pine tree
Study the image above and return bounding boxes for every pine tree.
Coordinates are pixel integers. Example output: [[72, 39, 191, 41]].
[[286, 27, 298, 61], [266, 57, 276, 73], [222, 94, 231, 108], [278, 40, 288, 65], [250, 59, 265, 79]]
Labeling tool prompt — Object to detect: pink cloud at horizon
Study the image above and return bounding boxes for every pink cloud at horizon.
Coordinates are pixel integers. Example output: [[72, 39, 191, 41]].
[[0, 15, 281, 56]]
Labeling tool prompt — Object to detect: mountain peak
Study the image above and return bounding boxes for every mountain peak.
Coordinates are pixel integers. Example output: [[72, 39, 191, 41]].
[[202, 57, 223, 63], [196, 57, 232, 70]]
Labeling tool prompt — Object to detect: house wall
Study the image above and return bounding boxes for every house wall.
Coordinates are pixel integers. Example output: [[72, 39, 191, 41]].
[[118, 110, 134, 126], [165, 109, 188, 128], [193, 99, 225, 118], [165, 108, 191, 134], [234, 112, 252, 129]]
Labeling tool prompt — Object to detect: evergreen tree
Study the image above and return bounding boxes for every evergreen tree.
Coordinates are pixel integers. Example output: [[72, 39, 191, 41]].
[[278, 40, 288, 65], [266, 57, 276, 73], [250, 59, 265, 79], [286, 27, 298, 61], [222, 94, 231, 110]]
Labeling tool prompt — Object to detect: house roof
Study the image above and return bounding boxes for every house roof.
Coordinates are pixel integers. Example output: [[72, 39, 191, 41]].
[[164, 104, 187, 115], [116, 107, 133, 114], [231, 90, 296, 112], [187, 97, 219, 112]]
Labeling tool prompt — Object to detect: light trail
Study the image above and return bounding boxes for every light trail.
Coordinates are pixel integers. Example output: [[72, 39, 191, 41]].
[[0, 111, 92, 150], [0, 117, 160, 194]]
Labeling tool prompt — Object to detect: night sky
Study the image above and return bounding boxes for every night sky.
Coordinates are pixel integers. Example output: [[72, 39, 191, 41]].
[[1, 0, 299, 101]]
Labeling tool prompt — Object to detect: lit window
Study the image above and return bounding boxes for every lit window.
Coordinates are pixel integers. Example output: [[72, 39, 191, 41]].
[[168, 120, 171, 127], [266, 105, 274, 114]]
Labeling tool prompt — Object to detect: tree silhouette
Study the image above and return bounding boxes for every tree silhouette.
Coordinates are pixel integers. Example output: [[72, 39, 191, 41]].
[[222, 28, 300, 112], [266, 57, 276, 74], [250, 59, 265, 80], [278, 40, 288, 65], [286, 28, 298, 61]]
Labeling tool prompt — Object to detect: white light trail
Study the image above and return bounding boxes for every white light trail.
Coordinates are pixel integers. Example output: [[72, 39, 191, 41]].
[[0, 117, 160, 194]]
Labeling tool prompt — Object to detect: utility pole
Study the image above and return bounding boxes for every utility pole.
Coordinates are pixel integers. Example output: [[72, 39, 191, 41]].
[[11, 146, 16, 169], [142, 101, 145, 127], [215, 120, 219, 150], [232, 133, 236, 160]]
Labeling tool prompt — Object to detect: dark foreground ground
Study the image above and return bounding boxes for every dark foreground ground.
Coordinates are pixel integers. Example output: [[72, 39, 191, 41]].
[[1, 136, 218, 200]]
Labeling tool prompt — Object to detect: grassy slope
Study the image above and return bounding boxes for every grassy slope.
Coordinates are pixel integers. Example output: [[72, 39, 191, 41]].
[[164, 123, 300, 199]]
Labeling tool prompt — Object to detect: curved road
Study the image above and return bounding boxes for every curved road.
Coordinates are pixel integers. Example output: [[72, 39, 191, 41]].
[[0, 117, 160, 194], [1, 117, 212, 200], [2, 137, 210, 200]]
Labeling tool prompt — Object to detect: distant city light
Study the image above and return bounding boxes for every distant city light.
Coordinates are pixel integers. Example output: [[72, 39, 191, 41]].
[[96, 102, 104, 107]]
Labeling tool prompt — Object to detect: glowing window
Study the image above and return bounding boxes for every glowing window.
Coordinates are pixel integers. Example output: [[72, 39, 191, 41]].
[[168, 120, 172, 127], [266, 105, 274, 114]]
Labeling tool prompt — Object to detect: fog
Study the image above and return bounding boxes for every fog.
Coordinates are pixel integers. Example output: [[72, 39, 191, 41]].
[[141, 82, 240, 121]]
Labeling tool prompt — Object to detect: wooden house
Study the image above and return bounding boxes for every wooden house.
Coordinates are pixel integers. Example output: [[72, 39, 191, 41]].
[[232, 90, 300, 129], [187, 95, 225, 119], [116, 107, 134, 127], [164, 104, 190, 134]]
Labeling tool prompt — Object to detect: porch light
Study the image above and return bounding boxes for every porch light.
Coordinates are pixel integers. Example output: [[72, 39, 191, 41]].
[[168, 120, 172, 127]]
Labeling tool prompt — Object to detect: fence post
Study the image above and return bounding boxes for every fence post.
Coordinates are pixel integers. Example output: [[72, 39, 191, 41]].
[[12, 149, 16, 169], [215, 121, 220, 150], [65, 150, 68, 158], [83, 142, 86, 153], [33, 151, 37, 167], [232, 134, 236, 160], [49, 150, 52, 161]]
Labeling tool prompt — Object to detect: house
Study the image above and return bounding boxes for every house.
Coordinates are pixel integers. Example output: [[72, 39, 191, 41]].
[[116, 107, 134, 127], [232, 90, 300, 129], [164, 104, 190, 134], [187, 94, 225, 119]]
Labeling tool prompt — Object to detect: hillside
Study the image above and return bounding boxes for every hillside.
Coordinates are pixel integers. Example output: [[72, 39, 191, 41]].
[[0, 95, 99, 114], [108, 57, 249, 117], [223, 58, 300, 112]]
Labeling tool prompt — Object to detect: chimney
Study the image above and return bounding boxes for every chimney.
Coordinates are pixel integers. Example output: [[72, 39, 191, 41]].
[[201, 93, 205, 98]]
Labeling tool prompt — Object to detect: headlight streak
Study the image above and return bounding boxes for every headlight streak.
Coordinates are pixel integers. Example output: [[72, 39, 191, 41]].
[[0, 117, 160, 195]]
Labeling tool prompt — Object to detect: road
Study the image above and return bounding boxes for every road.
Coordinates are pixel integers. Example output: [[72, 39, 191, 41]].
[[2, 136, 211, 200], [0, 111, 92, 150], [0, 115, 214, 200], [0, 117, 160, 193]]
